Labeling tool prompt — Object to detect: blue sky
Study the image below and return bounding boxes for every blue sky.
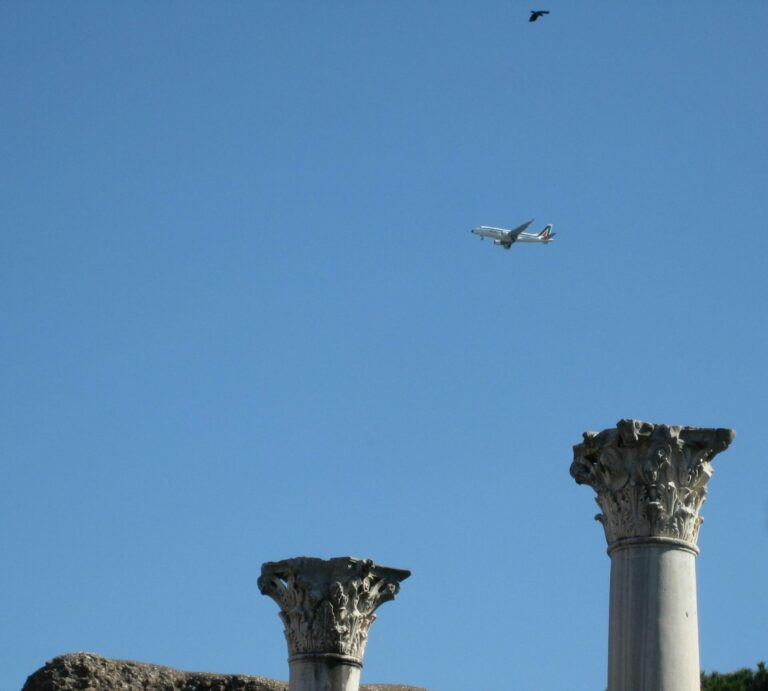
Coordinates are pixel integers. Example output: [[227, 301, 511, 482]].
[[2, 2, 767, 690]]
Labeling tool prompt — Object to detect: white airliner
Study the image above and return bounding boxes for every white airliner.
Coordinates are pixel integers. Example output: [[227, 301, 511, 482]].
[[471, 220, 555, 250]]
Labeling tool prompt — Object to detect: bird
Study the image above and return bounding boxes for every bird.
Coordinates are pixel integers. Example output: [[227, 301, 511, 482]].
[[529, 10, 550, 22]]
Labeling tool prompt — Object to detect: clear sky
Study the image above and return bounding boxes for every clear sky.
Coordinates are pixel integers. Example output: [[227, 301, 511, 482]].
[[2, 2, 767, 690]]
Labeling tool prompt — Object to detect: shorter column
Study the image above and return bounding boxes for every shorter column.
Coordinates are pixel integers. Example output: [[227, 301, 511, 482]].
[[258, 556, 411, 691]]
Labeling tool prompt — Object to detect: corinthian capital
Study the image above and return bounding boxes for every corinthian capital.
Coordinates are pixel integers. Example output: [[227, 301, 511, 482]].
[[571, 419, 734, 549], [258, 557, 410, 665]]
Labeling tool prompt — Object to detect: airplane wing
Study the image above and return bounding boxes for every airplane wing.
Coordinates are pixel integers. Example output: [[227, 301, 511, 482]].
[[506, 219, 534, 240]]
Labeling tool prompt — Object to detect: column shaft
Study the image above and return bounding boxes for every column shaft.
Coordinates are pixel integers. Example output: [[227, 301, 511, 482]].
[[608, 543, 700, 691], [289, 658, 361, 691]]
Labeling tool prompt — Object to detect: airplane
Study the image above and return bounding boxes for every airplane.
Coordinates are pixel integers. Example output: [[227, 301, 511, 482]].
[[471, 220, 555, 250]]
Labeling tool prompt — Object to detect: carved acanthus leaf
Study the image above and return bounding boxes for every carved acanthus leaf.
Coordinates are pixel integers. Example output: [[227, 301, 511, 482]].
[[571, 419, 734, 547], [258, 557, 410, 663]]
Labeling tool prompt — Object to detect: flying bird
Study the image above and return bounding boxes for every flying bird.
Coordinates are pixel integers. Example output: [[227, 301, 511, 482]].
[[529, 10, 550, 22]]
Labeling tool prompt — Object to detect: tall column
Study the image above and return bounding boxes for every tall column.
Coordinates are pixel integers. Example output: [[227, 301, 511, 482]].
[[258, 556, 411, 691], [571, 419, 734, 691]]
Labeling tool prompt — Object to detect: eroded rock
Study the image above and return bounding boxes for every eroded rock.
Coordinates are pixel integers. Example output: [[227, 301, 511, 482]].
[[22, 652, 427, 691]]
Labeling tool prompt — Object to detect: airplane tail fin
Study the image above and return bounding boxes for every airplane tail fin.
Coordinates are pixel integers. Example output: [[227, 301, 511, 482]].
[[538, 224, 555, 241]]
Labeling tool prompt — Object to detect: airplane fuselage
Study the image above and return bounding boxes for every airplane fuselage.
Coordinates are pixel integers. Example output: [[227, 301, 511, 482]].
[[471, 224, 555, 249]]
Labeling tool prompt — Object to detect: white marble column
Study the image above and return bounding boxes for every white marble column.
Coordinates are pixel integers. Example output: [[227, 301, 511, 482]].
[[571, 419, 734, 691], [258, 556, 410, 691]]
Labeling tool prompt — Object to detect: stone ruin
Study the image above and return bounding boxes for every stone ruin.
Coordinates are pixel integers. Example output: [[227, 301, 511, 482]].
[[22, 419, 735, 691], [22, 652, 422, 691]]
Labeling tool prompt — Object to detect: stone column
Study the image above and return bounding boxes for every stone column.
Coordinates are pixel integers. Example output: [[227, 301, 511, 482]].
[[571, 419, 734, 691], [258, 556, 411, 691]]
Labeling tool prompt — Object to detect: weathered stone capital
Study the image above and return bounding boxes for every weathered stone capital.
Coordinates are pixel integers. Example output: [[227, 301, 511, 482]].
[[571, 419, 734, 549], [258, 557, 411, 665]]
